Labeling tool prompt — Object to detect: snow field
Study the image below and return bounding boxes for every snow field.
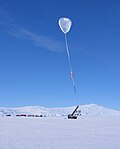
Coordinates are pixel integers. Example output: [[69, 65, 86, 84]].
[[0, 116, 120, 149]]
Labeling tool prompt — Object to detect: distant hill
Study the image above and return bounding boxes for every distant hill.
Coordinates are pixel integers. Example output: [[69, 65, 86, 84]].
[[0, 104, 120, 117]]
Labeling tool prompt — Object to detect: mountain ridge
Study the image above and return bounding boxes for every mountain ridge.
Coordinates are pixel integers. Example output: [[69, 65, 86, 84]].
[[0, 104, 120, 117]]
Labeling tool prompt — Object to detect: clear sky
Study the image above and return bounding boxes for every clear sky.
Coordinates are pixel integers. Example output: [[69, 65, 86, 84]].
[[0, 0, 120, 109]]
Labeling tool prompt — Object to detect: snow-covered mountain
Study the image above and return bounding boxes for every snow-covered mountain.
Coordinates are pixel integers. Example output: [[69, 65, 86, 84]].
[[0, 104, 120, 117]]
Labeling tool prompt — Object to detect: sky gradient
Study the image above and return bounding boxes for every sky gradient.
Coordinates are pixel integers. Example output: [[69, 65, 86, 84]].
[[0, 0, 120, 109]]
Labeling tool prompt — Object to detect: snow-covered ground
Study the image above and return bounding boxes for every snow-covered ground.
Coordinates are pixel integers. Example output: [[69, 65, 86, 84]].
[[0, 116, 120, 149], [0, 104, 120, 149]]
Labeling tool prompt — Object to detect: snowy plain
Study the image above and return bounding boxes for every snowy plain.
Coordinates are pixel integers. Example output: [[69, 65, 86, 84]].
[[0, 116, 120, 149]]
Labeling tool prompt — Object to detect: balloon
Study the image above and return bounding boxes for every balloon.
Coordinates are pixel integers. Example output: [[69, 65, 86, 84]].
[[58, 17, 72, 34], [58, 17, 76, 93]]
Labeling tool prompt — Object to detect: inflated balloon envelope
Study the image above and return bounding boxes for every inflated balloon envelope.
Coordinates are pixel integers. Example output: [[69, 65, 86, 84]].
[[58, 17, 72, 34]]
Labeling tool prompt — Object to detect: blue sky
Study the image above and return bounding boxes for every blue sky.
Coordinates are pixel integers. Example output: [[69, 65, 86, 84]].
[[0, 0, 120, 109]]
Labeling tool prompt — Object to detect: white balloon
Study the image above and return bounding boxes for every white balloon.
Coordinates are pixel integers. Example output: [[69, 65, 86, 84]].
[[58, 17, 72, 34]]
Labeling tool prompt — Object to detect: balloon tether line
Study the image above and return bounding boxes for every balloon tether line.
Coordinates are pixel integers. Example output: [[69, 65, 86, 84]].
[[64, 33, 77, 93]]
